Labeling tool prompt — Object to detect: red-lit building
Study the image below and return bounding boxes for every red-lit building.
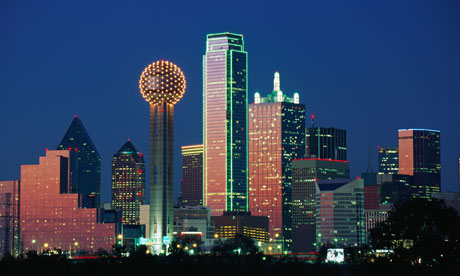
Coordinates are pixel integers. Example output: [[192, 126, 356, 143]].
[[20, 150, 117, 253], [248, 72, 305, 251]]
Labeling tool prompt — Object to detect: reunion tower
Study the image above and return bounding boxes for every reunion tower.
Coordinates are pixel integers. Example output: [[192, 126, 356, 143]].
[[139, 60, 186, 253]]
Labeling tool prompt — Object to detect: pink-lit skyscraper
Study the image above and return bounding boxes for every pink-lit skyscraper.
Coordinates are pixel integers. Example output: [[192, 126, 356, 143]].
[[248, 72, 305, 251], [20, 150, 117, 253], [203, 33, 248, 216]]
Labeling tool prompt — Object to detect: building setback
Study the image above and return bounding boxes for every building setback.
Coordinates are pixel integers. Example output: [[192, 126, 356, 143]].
[[112, 140, 145, 226], [306, 127, 347, 161], [248, 72, 305, 250], [181, 145, 203, 207], [20, 150, 116, 253], [398, 129, 441, 199], [316, 178, 365, 248], [57, 116, 101, 208], [291, 159, 349, 252], [203, 33, 248, 216]]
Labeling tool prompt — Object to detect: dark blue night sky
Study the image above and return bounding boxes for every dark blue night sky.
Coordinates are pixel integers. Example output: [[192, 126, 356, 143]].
[[1, 0, 459, 203]]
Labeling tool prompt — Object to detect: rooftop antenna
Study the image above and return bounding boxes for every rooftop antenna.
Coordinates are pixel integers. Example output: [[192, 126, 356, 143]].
[[311, 115, 315, 128], [366, 145, 374, 173]]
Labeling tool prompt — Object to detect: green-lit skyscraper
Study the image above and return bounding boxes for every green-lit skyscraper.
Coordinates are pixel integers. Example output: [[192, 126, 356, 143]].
[[57, 116, 101, 208], [203, 33, 248, 216]]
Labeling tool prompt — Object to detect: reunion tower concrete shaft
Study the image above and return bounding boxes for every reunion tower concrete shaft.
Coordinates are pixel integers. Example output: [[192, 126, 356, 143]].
[[139, 60, 186, 253]]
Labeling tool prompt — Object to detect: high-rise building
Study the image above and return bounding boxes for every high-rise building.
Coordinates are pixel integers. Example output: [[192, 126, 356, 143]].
[[181, 145, 203, 207], [291, 158, 349, 252], [377, 146, 399, 174], [398, 129, 441, 199], [316, 178, 365, 248], [57, 116, 101, 208], [306, 127, 347, 161], [203, 33, 248, 216], [248, 72, 305, 251], [139, 60, 186, 254], [0, 180, 19, 257], [20, 150, 117, 253], [111, 139, 145, 226]]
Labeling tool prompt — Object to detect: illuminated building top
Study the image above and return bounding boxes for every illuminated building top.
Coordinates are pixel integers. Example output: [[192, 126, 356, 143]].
[[254, 72, 299, 104], [139, 60, 186, 106]]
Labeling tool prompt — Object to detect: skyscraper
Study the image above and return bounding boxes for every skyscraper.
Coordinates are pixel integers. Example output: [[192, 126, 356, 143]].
[[139, 60, 186, 254], [377, 146, 399, 174], [181, 145, 203, 207], [248, 72, 305, 250], [112, 139, 145, 226], [57, 116, 101, 208], [306, 127, 347, 160], [398, 129, 441, 199], [203, 33, 248, 216], [20, 150, 116, 253]]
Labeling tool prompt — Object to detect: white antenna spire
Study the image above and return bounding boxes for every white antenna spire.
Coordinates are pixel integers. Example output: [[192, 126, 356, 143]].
[[274, 71, 280, 92]]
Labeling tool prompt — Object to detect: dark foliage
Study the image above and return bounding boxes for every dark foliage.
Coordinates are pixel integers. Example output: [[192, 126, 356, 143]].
[[370, 198, 460, 266]]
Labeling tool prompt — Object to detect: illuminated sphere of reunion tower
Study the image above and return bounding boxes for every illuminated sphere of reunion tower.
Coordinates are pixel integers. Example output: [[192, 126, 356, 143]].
[[139, 60, 186, 254]]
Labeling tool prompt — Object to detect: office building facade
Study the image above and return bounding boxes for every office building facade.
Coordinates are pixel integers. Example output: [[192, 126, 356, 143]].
[[248, 72, 305, 250], [316, 178, 365, 248], [57, 116, 101, 208], [306, 127, 347, 161], [377, 146, 399, 174], [291, 159, 349, 252], [398, 129, 441, 199], [111, 140, 145, 226], [203, 33, 248, 216], [181, 145, 203, 207], [20, 150, 116, 253]]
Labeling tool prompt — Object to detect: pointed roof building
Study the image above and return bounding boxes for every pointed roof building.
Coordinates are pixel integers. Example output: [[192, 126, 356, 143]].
[[112, 139, 145, 226], [57, 116, 101, 208]]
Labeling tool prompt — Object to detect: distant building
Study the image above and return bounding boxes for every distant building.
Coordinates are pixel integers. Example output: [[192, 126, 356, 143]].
[[291, 158, 350, 252], [377, 146, 399, 174], [181, 145, 203, 207], [211, 212, 269, 243], [57, 116, 101, 208], [306, 127, 347, 161], [377, 174, 412, 204], [291, 159, 350, 238], [316, 178, 365, 248], [111, 140, 145, 226], [0, 180, 19, 257], [203, 33, 248, 216], [173, 206, 215, 249], [249, 72, 305, 250], [398, 129, 441, 199], [364, 204, 392, 242], [20, 150, 117, 253]]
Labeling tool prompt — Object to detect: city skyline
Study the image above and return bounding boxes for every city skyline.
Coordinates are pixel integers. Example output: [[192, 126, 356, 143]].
[[1, 1, 460, 205]]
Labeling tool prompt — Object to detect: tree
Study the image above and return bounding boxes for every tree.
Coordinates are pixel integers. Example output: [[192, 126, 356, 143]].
[[369, 198, 460, 266], [211, 234, 259, 256]]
